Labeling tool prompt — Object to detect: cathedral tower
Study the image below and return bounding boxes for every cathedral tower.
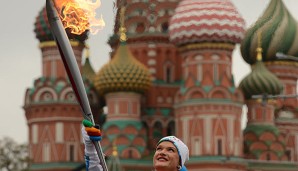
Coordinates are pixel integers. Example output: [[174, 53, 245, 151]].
[[169, 0, 246, 170], [241, 0, 298, 162], [109, 0, 181, 150], [24, 6, 100, 170], [94, 6, 152, 162], [240, 33, 286, 161]]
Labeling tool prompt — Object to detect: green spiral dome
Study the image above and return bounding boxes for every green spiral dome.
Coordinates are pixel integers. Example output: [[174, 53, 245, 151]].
[[94, 42, 151, 95], [239, 60, 283, 99], [240, 0, 298, 64]]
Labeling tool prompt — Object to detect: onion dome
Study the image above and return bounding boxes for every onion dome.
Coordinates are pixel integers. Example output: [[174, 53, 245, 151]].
[[95, 6, 151, 95], [239, 46, 283, 99], [34, 6, 88, 43], [241, 0, 298, 64], [169, 0, 246, 46], [94, 41, 151, 95]]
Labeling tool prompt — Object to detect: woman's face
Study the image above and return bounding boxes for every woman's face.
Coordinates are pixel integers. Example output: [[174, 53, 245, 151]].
[[153, 141, 180, 171]]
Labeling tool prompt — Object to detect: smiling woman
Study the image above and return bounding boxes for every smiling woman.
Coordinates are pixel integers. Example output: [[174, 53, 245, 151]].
[[154, 136, 189, 171], [82, 120, 190, 171]]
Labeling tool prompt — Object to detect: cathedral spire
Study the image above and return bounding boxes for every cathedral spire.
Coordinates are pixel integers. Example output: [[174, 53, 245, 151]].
[[119, 6, 127, 42], [85, 44, 90, 59], [256, 31, 263, 61]]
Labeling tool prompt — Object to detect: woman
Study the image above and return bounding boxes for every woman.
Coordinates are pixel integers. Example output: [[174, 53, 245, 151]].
[[82, 120, 189, 171], [154, 136, 189, 171]]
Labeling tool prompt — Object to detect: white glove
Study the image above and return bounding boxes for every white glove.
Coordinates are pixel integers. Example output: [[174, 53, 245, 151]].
[[82, 126, 103, 171]]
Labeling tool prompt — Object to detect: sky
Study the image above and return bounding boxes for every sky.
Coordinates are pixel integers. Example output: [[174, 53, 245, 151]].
[[0, 0, 298, 144]]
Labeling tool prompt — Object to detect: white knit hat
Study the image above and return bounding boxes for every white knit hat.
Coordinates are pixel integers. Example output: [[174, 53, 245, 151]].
[[157, 136, 189, 167]]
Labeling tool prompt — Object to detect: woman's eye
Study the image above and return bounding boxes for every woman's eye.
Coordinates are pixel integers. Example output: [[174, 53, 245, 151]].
[[168, 148, 175, 152]]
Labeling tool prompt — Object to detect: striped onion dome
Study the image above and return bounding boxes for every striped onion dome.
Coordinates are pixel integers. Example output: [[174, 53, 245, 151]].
[[94, 42, 151, 95], [34, 6, 88, 43], [169, 0, 246, 46], [239, 60, 283, 100], [241, 0, 298, 64]]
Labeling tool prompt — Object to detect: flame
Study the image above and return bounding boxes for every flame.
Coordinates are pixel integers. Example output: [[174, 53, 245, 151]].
[[54, 0, 105, 35]]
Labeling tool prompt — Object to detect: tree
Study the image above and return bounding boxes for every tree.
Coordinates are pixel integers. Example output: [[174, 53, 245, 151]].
[[0, 137, 30, 171]]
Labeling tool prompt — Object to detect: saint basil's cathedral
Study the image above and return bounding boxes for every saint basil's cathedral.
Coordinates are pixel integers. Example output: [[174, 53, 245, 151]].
[[24, 0, 298, 170]]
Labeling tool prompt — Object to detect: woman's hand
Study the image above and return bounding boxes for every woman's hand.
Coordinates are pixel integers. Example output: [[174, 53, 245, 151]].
[[82, 119, 102, 141]]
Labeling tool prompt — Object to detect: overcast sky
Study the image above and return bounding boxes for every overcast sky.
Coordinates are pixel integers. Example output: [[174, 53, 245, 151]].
[[1, 0, 298, 144]]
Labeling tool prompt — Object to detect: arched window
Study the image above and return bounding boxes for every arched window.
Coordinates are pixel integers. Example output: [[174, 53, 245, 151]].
[[217, 139, 222, 155], [161, 22, 168, 33], [193, 137, 202, 155], [67, 143, 77, 161], [197, 64, 202, 82], [55, 122, 63, 143], [129, 149, 133, 158], [41, 92, 53, 101], [167, 121, 175, 136], [286, 150, 291, 161], [69, 145, 75, 161], [32, 124, 38, 144], [136, 23, 145, 33], [212, 54, 220, 81], [266, 153, 270, 160], [164, 61, 174, 83], [153, 122, 163, 140], [166, 67, 171, 83], [43, 143, 50, 162]]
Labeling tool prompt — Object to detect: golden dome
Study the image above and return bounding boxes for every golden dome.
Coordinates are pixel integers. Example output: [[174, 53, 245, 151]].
[[94, 42, 151, 95]]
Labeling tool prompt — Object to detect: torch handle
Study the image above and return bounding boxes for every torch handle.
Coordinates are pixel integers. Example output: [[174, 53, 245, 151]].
[[46, 0, 108, 170]]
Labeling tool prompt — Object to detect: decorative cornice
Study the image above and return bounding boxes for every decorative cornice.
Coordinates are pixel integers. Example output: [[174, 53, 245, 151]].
[[265, 61, 298, 67], [39, 41, 83, 48], [27, 117, 82, 124], [174, 100, 243, 109], [178, 43, 235, 52]]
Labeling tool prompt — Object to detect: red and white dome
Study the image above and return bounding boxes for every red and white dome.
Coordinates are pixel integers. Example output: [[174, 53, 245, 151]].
[[169, 0, 246, 46]]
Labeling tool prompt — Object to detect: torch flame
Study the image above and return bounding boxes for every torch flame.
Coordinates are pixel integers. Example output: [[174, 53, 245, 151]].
[[53, 0, 105, 35]]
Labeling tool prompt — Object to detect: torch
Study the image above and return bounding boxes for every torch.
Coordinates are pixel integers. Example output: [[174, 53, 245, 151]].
[[45, 0, 108, 170]]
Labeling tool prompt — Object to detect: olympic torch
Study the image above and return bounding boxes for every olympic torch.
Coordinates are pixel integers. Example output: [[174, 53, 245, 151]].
[[45, 0, 108, 170]]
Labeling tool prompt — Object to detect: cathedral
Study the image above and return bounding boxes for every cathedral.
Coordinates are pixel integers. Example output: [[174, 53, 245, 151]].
[[24, 0, 298, 170]]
